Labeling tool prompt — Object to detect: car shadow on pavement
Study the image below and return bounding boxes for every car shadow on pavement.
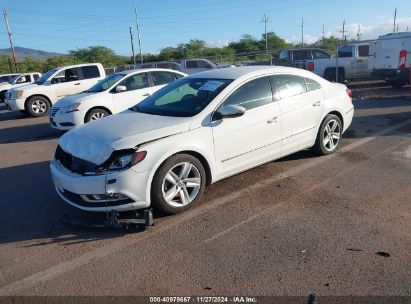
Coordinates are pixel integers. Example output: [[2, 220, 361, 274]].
[[0, 104, 30, 122], [0, 161, 127, 247], [0, 123, 65, 144]]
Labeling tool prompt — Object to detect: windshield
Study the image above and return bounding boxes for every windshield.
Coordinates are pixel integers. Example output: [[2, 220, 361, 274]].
[[85, 73, 125, 93], [35, 68, 59, 85], [10, 75, 21, 84], [133, 78, 232, 117]]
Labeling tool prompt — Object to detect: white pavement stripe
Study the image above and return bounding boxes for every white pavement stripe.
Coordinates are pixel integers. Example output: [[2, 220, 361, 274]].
[[1, 117, 411, 295]]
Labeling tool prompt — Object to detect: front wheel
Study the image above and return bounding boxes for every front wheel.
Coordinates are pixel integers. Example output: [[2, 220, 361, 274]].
[[26, 96, 50, 117], [313, 114, 342, 155], [151, 154, 206, 214], [85, 108, 110, 123]]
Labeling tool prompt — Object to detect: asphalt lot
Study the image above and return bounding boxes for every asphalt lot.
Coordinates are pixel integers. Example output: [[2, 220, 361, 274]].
[[0, 95, 410, 299]]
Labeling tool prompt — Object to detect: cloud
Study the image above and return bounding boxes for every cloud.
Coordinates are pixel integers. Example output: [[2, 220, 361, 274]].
[[206, 39, 231, 48], [285, 34, 319, 45], [327, 17, 411, 40]]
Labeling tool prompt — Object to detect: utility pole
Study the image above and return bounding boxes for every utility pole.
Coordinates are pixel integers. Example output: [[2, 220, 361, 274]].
[[3, 9, 18, 72], [393, 8, 397, 33], [322, 24, 325, 41], [129, 26, 136, 65], [134, 6, 143, 64], [301, 17, 304, 48], [357, 24, 361, 42], [340, 20, 347, 43], [261, 14, 269, 50]]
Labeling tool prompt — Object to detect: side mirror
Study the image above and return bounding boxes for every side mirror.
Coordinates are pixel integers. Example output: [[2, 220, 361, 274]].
[[214, 105, 246, 120], [116, 85, 127, 93]]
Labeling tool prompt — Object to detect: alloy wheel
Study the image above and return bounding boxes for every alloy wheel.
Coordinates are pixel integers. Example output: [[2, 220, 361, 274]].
[[161, 162, 202, 208], [323, 119, 341, 152], [31, 100, 47, 114]]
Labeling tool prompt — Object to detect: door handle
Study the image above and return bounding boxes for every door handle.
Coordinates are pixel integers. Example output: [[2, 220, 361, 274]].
[[267, 116, 278, 124], [74, 82, 80, 85], [312, 101, 321, 107], [142, 93, 151, 97]]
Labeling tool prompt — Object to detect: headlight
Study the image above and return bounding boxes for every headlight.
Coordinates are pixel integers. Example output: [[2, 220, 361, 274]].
[[11, 90, 24, 99], [61, 102, 81, 114], [96, 150, 147, 174]]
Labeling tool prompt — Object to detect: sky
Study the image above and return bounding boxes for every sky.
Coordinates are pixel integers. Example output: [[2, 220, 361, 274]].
[[1, 0, 411, 56]]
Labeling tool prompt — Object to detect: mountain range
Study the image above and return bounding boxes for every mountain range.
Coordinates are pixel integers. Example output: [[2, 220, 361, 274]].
[[0, 46, 64, 61]]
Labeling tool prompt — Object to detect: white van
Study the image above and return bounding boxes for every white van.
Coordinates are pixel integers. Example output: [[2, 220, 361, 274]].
[[5, 63, 105, 117], [369, 32, 411, 87]]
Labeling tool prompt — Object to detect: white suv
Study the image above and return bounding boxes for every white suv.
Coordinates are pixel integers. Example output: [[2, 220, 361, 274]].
[[50, 69, 186, 130], [5, 63, 105, 117], [0, 72, 41, 102]]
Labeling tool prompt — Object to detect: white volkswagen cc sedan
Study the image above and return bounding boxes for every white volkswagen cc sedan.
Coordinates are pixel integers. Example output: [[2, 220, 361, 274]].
[[49, 68, 187, 130], [50, 66, 354, 214]]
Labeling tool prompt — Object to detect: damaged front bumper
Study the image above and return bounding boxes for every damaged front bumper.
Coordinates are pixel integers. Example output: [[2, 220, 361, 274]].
[[50, 160, 151, 212]]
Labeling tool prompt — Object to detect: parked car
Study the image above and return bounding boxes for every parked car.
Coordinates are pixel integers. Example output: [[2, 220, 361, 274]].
[[50, 69, 187, 130], [50, 66, 353, 215], [0, 72, 41, 102], [277, 48, 332, 68], [137, 59, 218, 74], [369, 32, 411, 88], [306, 43, 370, 82], [5, 63, 105, 117], [136, 61, 181, 71], [0, 73, 20, 84]]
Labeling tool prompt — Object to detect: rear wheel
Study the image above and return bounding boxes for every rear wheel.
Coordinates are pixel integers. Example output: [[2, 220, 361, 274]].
[[151, 154, 206, 214], [25, 96, 50, 117], [313, 114, 342, 155]]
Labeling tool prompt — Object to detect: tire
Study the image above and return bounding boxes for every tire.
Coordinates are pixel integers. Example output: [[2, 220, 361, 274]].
[[323, 69, 345, 84], [390, 81, 405, 89], [0, 90, 7, 103], [25, 96, 50, 117], [151, 154, 206, 214], [85, 108, 110, 123], [313, 114, 343, 155]]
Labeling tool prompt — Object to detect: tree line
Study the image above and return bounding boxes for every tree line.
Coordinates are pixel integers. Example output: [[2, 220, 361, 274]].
[[0, 33, 353, 74]]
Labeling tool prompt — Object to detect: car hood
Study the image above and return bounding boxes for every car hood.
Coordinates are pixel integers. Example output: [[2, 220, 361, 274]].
[[53, 92, 98, 108], [58, 110, 192, 165]]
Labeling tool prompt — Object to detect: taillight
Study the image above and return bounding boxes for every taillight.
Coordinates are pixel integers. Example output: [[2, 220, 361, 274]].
[[346, 88, 352, 98], [306, 62, 314, 71], [399, 50, 407, 70]]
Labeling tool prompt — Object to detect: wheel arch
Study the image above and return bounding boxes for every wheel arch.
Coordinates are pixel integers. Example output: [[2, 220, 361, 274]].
[[84, 106, 112, 123], [327, 110, 344, 130], [25, 94, 52, 108]]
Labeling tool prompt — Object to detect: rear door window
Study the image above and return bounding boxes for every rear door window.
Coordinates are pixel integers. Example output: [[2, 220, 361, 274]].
[[118, 73, 149, 91], [81, 65, 100, 79], [270, 74, 307, 99], [186, 61, 198, 68], [305, 77, 321, 91], [292, 50, 311, 60], [151, 71, 177, 86], [358, 45, 369, 57], [223, 76, 273, 110], [338, 45, 354, 58]]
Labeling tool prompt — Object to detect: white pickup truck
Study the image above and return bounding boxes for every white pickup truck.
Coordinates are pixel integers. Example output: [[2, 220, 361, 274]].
[[306, 43, 370, 83]]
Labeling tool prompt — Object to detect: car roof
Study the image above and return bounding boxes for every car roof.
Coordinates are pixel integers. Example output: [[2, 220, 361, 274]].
[[116, 68, 186, 76], [187, 66, 321, 80]]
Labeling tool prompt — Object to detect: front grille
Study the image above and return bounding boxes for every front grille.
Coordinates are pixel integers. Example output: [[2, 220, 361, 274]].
[[55, 145, 99, 175], [50, 107, 60, 117], [61, 189, 133, 207]]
